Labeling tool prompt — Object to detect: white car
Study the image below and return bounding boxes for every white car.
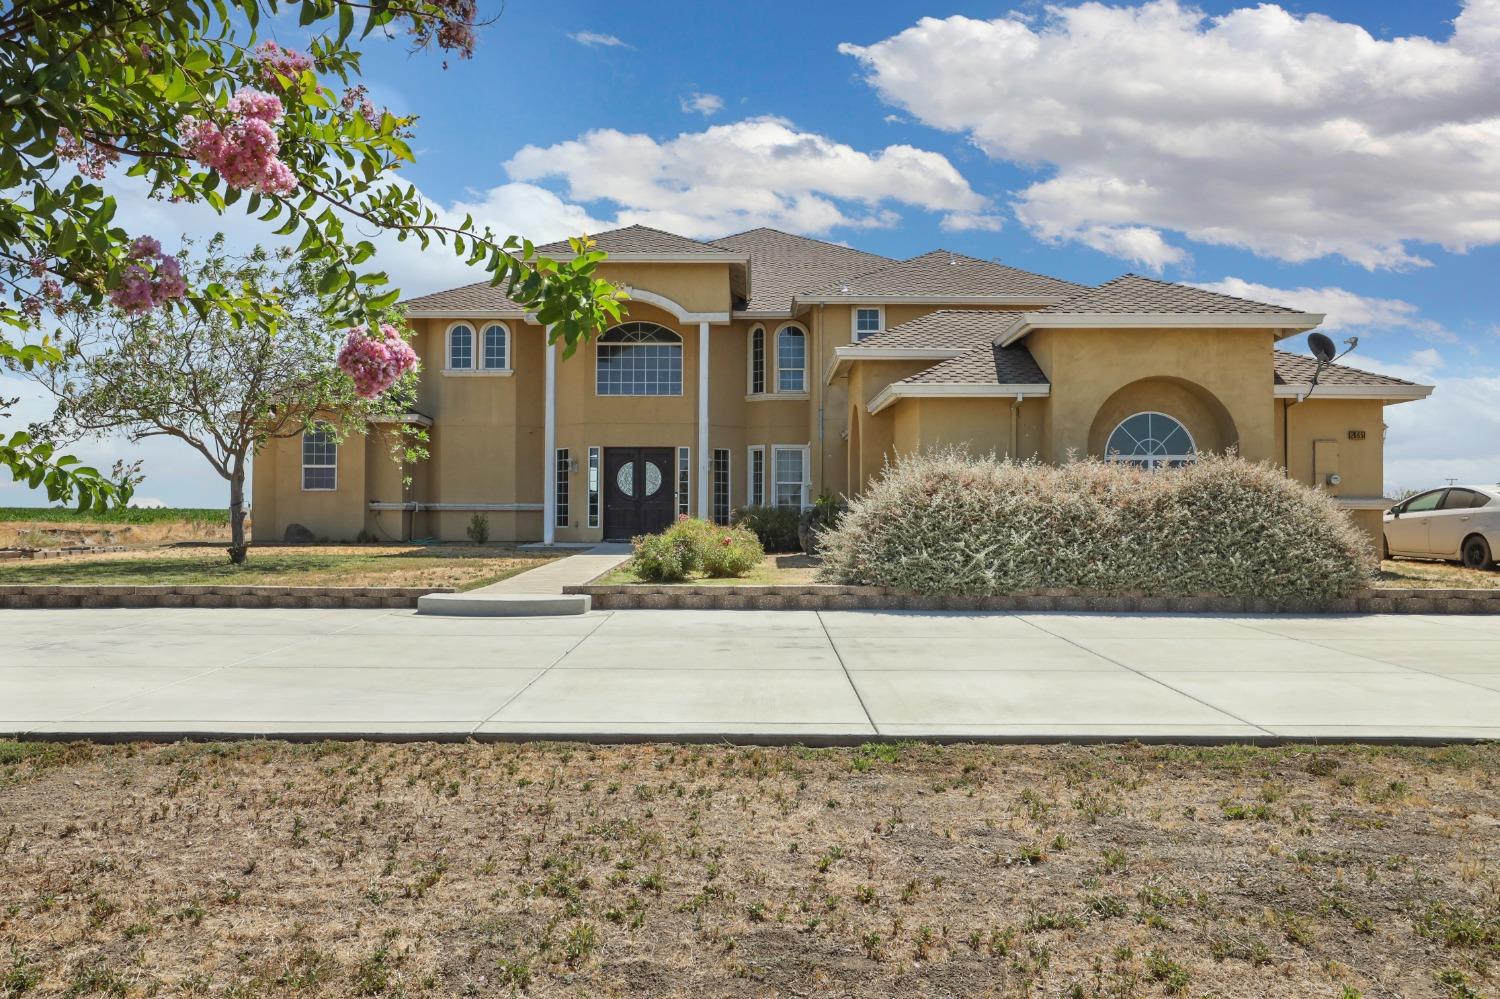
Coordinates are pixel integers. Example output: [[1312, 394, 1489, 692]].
[[1383, 484, 1500, 569]]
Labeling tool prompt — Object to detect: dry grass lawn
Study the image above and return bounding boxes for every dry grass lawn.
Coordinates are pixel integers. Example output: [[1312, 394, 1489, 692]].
[[1, 740, 1496, 998], [0, 545, 557, 590], [1378, 558, 1500, 589]]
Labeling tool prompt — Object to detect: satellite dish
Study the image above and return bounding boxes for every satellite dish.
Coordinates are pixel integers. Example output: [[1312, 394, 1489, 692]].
[[1308, 332, 1337, 364]]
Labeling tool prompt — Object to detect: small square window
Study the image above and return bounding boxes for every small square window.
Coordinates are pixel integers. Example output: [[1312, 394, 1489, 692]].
[[854, 307, 882, 339]]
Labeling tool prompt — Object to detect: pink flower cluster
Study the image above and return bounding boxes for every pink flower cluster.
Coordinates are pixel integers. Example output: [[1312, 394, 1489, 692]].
[[254, 40, 313, 89], [182, 88, 295, 195], [340, 84, 381, 130], [57, 128, 120, 180], [108, 236, 186, 316], [337, 323, 419, 398]]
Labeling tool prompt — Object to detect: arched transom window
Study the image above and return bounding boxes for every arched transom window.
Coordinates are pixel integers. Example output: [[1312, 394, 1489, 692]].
[[1106, 412, 1197, 471], [596, 322, 683, 396]]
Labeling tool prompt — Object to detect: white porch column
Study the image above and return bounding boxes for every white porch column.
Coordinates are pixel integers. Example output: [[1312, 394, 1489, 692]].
[[542, 327, 557, 545], [697, 321, 710, 519]]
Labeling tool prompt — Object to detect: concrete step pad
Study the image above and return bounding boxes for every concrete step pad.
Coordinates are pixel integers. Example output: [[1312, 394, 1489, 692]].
[[416, 592, 591, 617]]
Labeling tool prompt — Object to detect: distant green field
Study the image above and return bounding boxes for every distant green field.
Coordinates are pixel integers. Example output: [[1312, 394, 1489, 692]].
[[0, 506, 226, 525]]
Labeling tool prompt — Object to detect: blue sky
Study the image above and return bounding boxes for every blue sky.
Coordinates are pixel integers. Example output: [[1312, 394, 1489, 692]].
[[4, 0, 1498, 506]]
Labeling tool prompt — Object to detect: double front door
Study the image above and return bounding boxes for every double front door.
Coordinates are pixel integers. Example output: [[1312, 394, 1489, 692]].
[[603, 447, 675, 541]]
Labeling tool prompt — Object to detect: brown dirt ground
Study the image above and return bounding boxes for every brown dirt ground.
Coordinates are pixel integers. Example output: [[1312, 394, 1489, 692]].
[[1, 741, 1496, 998], [0, 518, 228, 550]]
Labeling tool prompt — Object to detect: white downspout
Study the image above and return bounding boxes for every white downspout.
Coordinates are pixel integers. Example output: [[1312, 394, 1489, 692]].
[[1010, 393, 1025, 460]]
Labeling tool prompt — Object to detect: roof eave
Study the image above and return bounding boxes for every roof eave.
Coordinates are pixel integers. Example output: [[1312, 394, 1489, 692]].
[[868, 382, 1051, 415], [1273, 383, 1433, 402], [549, 251, 750, 264], [796, 293, 1068, 306], [404, 308, 530, 320], [997, 312, 1326, 347]]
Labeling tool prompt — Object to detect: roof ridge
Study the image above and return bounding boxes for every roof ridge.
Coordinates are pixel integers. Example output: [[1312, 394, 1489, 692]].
[[709, 227, 894, 259]]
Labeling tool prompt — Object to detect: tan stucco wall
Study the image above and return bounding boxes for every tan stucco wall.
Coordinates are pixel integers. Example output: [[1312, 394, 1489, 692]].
[[251, 419, 370, 543]]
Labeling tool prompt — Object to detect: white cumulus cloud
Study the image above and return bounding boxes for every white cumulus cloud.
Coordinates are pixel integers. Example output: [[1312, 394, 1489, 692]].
[[567, 31, 629, 49], [840, 0, 1500, 271], [679, 92, 724, 116], [504, 116, 992, 238]]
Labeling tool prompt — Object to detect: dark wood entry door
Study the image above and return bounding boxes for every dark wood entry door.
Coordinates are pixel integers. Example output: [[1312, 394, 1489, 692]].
[[603, 447, 675, 541]]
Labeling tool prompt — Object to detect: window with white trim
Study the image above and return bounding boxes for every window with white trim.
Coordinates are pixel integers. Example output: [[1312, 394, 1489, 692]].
[[712, 449, 731, 525], [776, 325, 806, 392], [1105, 412, 1197, 472], [749, 326, 766, 394], [555, 449, 570, 528], [587, 447, 601, 528], [301, 423, 337, 490], [482, 322, 509, 370], [772, 445, 808, 509], [747, 446, 765, 507], [677, 446, 691, 517], [853, 307, 883, 340], [447, 322, 473, 370], [596, 322, 683, 396]]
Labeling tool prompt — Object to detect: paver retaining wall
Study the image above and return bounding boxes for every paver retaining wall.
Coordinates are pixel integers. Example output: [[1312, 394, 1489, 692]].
[[0, 585, 454, 609]]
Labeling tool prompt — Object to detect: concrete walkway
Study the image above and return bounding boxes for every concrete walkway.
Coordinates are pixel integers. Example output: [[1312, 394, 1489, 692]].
[[4, 607, 1499, 742], [478, 543, 632, 594]]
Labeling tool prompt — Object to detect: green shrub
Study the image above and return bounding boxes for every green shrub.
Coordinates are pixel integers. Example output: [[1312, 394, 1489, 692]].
[[630, 517, 765, 581], [732, 505, 801, 552], [817, 450, 1374, 601], [465, 513, 489, 545]]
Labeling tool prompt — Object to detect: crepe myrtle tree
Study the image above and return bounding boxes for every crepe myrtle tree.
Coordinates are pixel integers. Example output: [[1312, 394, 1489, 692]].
[[34, 238, 430, 563], [0, 0, 624, 511]]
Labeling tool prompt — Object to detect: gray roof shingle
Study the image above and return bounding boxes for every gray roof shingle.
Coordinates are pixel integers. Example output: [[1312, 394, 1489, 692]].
[[1041, 274, 1310, 317], [402, 279, 526, 315], [854, 309, 1023, 351], [898, 344, 1048, 386], [709, 228, 892, 313], [804, 250, 1085, 301], [536, 224, 738, 257], [1273, 351, 1419, 388]]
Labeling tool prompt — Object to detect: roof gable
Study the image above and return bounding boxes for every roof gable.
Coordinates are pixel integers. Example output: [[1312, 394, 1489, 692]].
[[801, 250, 1085, 302], [709, 228, 892, 313], [1041, 274, 1309, 317], [402, 278, 526, 316], [536, 224, 738, 258]]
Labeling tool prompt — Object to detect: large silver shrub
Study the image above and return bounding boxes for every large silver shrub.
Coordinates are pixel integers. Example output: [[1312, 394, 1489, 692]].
[[817, 450, 1374, 600]]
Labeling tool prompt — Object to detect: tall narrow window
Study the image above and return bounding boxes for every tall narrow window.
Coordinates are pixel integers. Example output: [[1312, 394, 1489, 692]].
[[482, 323, 508, 370], [776, 325, 806, 392], [712, 449, 731, 525], [772, 445, 807, 509], [854, 307, 883, 340], [677, 446, 691, 517], [447, 322, 473, 370], [749, 326, 766, 394], [555, 449, 570, 528], [747, 446, 765, 507], [301, 423, 337, 490], [587, 447, 601, 528]]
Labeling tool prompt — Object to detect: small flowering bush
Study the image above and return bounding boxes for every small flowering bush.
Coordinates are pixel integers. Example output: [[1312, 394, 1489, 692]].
[[630, 516, 767, 582], [818, 450, 1374, 601], [337, 323, 420, 398]]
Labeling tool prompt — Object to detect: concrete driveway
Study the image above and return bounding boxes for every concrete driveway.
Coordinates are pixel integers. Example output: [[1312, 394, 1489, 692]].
[[3, 607, 1498, 742]]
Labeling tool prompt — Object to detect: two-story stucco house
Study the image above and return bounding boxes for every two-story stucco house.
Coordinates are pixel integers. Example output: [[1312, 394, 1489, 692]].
[[251, 225, 1433, 548]]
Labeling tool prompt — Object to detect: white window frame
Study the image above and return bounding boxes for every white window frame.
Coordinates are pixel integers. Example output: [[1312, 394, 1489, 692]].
[[676, 445, 691, 517], [852, 306, 884, 341], [480, 321, 511, 372], [1104, 411, 1198, 472], [771, 444, 811, 510], [747, 325, 767, 395], [595, 322, 685, 397], [586, 446, 601, 529], [712, 448, 731, 526], [773, 322, 808, 395], [445, 321, 474, 371], [554, 448, 570, 528], [301, 422, 337, 492], [746, 445, 766, 507]]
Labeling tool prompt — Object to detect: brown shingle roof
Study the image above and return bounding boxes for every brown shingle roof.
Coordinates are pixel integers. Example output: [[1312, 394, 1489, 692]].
[[709, 228, 891, 313], [803, 250, 1084, 301], [854, 309, 1023, 351], [1041, 274, 1310, 317], [898, 344, 1048, 387], [1273, 351, 1419, 388], [402, 278, 527, 315], [536, 224, 738, 257]]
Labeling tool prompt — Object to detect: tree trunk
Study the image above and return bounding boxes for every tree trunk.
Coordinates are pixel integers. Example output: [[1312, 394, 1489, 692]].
[[227, 460, 248, 565]]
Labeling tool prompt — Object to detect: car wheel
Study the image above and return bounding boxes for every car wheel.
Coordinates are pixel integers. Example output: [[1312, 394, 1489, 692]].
[[1461, 534, 1494, 570]]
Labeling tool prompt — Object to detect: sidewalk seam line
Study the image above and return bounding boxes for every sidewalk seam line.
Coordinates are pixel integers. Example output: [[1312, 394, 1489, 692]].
[[817, 611, 879, 736], [469, 611, 614, 735]]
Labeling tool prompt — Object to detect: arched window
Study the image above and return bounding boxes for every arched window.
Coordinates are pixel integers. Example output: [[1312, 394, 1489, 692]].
[[1105, 412, 1197, 471], [748, 326, 766, 394], [595, 322, 683, 396], [776, 324, 806, 392], [446, 322, 473, 370], [481, 322, 508, 370]]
